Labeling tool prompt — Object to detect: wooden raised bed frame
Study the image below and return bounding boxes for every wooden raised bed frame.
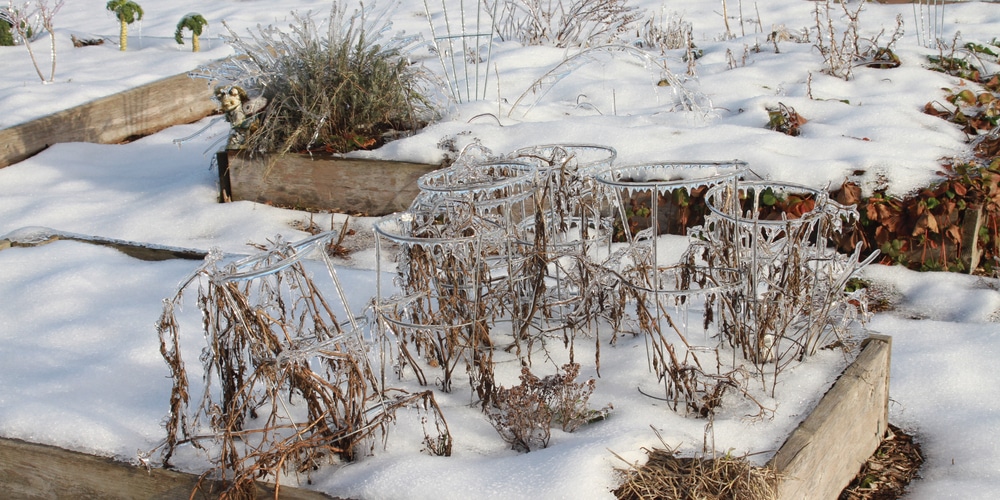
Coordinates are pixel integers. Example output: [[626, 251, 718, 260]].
[[769, 334, 892, 499], [0, 73, 217, 168], [218, 150, 441, 216], [0, 437, 333, 499]]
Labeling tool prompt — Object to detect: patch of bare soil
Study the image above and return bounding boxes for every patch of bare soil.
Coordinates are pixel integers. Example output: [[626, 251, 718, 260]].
[[840, 424, 924, 500]]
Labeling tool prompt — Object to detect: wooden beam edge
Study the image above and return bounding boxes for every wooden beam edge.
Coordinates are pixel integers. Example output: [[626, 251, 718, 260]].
[[0, 436, 338, 499], [768, 334, 892, 500], [0, 72, 218, 168]]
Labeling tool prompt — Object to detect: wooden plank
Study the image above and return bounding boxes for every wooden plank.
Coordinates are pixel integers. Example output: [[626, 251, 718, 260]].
[[0, 73, 218, 168], [960, 204, 984, 273], [0, 226, 208, 261], [223, 151, 440, 215], [0, 437, 337, 499], [769, 334, 892, 500]]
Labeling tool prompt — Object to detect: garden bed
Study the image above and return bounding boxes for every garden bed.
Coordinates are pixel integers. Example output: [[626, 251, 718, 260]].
[[0, 314, 890, 498], [0, 72, 217, 168]]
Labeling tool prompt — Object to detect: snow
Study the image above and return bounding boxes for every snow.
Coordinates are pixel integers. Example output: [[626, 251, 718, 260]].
[[1, 0, 999, 498]]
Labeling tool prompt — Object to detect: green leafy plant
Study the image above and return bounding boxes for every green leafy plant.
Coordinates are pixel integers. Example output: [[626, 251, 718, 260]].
[[611, 185, 711, 241], [926, 35, 1000, 83], [0, 18, 14, 46], [198, 1, 438, 155], [965, 41, 1000, 61], [928, 54, 983, 81], [106, 0, 143, 52], [925, 86, 1000, 135], [173, 12, 206, 52], [834, 158, 1000, 274]]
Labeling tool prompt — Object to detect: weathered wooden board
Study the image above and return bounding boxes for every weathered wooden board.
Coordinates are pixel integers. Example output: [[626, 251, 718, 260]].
[[769, 334, 892, 500], [0, 437, 336, 499], [0, 226, 208, 261], [0, 73, 217, 168], [220, 151, 441, 215]]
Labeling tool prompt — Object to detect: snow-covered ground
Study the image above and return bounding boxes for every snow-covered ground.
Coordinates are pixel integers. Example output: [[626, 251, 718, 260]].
[[1, 0, 999, 498]]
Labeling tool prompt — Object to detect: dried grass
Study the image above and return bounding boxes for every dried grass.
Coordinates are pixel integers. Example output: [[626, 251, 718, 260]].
[[493, 0, 639, 48], [614, 444, 778, 500]]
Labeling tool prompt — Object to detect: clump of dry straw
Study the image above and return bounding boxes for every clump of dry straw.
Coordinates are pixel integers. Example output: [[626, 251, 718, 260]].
[[613, 444, 778, 500]]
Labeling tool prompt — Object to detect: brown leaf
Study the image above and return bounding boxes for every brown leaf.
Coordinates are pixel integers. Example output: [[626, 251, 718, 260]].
[[865, 201, 880, 221], [836, 182, 862, 206], [923, 101, 951, 118], [875, 202, 897, 221], [793, 198, 816, 217], [945, 224, 962, 245], [874, 226, 891, 246], [912, 213, 939, 237]]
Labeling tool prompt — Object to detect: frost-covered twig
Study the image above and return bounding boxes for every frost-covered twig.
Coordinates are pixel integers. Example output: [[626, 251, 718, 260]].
[[4, 0, 63, 83]]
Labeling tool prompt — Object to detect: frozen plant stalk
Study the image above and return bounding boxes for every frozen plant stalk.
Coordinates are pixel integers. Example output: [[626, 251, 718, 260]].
[[3, 0, 64, 83]]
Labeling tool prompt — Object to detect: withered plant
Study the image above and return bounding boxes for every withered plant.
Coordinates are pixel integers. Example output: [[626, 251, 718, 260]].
[[155, 232, 451, 497], [502, 145, 621, 367], [486, 363, 609, 452], [492, 0, 639, 48], [634, 11, 692, 55], [593, 162, 764, 416], [374, 208, 499, 404], [812, 0, 904, 80], [689, 182, 877, 394], [618, 256, 757, 417]]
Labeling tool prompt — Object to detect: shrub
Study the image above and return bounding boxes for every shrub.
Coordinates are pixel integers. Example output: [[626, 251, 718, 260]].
[[200, 0, 439, 155]]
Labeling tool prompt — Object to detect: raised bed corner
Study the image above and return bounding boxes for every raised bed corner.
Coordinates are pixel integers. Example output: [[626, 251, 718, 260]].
[[769, 334, 892, 499]]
